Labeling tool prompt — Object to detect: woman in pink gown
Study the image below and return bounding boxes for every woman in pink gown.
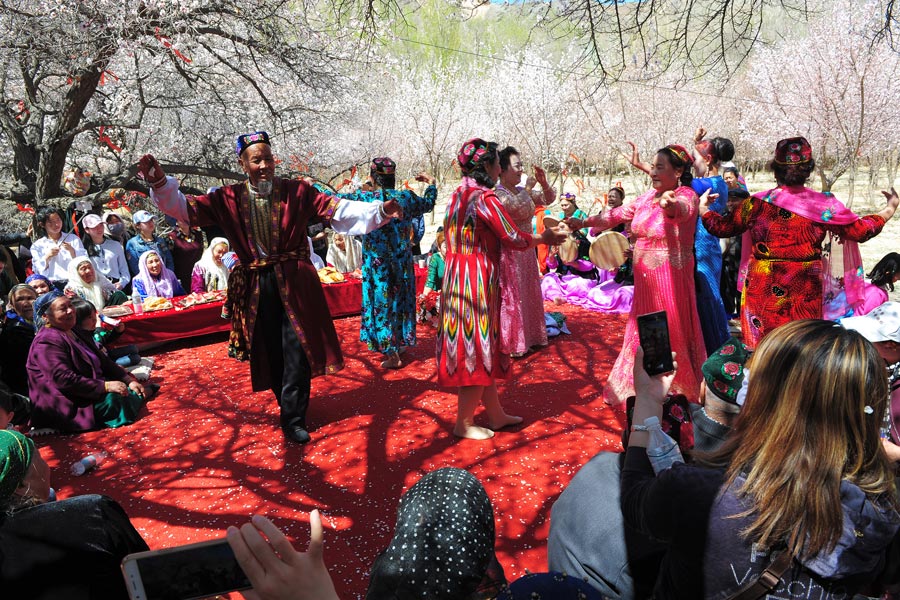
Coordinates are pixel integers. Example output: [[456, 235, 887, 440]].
[[566, 144, 706, 404], [494, 146, 556, 356]]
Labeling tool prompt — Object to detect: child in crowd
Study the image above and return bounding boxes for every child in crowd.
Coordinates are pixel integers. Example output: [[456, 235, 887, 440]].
[[70, 297, 142, 368]]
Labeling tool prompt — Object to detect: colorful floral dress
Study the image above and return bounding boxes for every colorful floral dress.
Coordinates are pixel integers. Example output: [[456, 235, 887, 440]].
[[437, 178, 533, 387], [495, 183, 548, 354], [339, 185, 437, 355], [701, 187, 886, 348], [591, 187, 705, 405]]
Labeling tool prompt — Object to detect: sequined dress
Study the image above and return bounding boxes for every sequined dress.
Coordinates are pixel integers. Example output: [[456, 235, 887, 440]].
[[591, 187, 706, 404], [495, 183, 548, 354]]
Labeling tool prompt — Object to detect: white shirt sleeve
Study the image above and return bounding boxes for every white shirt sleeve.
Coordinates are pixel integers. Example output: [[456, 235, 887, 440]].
[[330, 199, 391, 236], [148, 176, 191, 223], [110, 241, 131, 287]]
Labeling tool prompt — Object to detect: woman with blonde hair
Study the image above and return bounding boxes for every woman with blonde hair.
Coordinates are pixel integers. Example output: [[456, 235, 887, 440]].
[[622, 319, 900, 597]]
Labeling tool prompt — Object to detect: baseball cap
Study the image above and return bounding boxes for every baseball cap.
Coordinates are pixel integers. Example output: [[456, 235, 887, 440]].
[[82, 214, 103, 229], [841, 302, 900, 343], [132, 210, 155, 224]]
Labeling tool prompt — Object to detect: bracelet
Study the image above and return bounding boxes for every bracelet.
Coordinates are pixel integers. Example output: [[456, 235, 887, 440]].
[[377, 202, 388, 220], [631, 424, 650, 432]]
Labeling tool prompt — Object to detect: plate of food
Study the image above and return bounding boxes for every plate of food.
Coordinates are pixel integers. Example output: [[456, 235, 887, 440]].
[[141, 296, 174, 312], [101, 305, 133, 318]]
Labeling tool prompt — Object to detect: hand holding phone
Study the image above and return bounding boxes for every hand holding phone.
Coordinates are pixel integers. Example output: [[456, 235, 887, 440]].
[[226, 510, 339, 600], [121, 538, 251, 600], [637, 311, 675, 376]]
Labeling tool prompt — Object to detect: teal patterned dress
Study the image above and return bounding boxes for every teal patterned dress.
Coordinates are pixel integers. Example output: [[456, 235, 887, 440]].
[[338, 186, 437, 354]]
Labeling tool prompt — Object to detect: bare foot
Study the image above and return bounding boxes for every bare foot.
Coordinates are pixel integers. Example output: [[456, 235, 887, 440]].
[[453, 424, 495, 439], [381, 352, 402, 369], [487, 414, 524, 430]]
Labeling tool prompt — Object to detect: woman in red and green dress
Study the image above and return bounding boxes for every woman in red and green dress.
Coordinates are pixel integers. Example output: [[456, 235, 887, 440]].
[[700, 137, 898, 348]]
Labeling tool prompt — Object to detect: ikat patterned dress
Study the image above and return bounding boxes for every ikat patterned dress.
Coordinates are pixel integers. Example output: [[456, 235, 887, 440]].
[[437, 178, 532, 387], [340, 186, 437, 355], [701, 188, 886, 348]]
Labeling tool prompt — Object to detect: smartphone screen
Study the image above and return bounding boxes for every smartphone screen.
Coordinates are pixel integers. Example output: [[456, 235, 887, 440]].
[[121, 539, 251, 600], [637, 310, 674, 376]]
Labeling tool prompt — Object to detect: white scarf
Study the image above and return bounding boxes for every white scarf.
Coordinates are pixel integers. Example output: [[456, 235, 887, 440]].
[[195, 237, 231, 291]]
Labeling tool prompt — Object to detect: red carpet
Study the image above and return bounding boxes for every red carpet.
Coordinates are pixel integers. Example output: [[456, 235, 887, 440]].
[[37, 303, 628, 598]]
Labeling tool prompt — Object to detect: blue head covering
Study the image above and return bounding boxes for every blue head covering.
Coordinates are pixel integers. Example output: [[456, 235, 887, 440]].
[[25, 274, 51, 288], [236, 131, 270, 156], [33, 290, 64, 321]]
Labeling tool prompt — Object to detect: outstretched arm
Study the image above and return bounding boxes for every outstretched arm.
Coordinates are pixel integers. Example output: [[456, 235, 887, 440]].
[[227, 510, 340, 600]]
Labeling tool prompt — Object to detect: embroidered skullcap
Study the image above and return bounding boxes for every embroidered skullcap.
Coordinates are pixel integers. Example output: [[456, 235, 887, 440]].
[[0, 429, 34, 506], [497, 572, 603, 600], [366, 467, 497, 600], [33, 290, 64, 320], [236, 131, 270, 157], [841, 302, 900, 344], [371, 157, 396, 176], [701, 336, 752, 404], [561, 192, 577, 201], [774, 136, 813, 165], [663, 144, 691, 165], [25, 274, 51, 288], [457, 138, 493, 172]]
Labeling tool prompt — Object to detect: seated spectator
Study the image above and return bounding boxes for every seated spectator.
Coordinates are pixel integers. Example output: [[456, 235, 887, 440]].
[[227, 468, 506, 600], [24, 273, 52, 296], [855, 252, 900, 316], [25, 291, 151, 432], [325, 232, 362, 273], [81, 213, 131, 291], [64, 256, 127, 310], [125, 210, 174, 277], [417, 240, 445, 327], [0, 382, 31, 431], [0, 246, 19, 305], [0, 428, 150, 599], [841, 302, 900, 460], [30, 207, 86, 288], [0, 284, 38, 397], [101, 210, 131, 246], [132, 250, 185, 299], [169, 217, 205, 292], [191, 237, 230, 293], [620, 320, 898, 597], [71, 297, 141, 369], [547, 336, 747, 599]]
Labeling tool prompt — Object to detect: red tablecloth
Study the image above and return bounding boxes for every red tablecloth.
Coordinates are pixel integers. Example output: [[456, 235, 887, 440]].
[[113, 266, 427, 347]]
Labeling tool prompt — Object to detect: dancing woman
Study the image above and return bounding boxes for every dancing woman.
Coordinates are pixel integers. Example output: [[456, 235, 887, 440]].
[[437, 139, 564, 439], [566, 145, 706, 405]]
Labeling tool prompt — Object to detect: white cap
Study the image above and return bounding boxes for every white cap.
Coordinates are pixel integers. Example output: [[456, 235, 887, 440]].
[[132, 210, 154, 224], [82, 214, 102, 229], [841, 302, 900, 343]]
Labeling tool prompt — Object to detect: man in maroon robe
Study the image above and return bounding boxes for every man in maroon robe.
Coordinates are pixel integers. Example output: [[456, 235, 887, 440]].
[[138, 132, 401, 443]]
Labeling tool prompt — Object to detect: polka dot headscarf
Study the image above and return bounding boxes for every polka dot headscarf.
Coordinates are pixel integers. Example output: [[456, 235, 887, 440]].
[[366, 467, 496, 600]]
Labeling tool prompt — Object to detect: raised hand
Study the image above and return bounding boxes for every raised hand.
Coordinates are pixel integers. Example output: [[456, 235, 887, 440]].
[[381, 199, 404, 219], [414, 172, 436, 185], [880, 187, 899, 220], [138, 154, 166, 186]]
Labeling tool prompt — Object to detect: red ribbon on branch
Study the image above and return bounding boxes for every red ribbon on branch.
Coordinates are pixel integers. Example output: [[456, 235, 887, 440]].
[[99, 70, 119, 86], [154, 27, 193, 63], [98, 126, 122, 152], [15, 203, 34, 214]]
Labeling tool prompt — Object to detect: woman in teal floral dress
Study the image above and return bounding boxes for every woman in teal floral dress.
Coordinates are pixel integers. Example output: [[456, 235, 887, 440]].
[[338, 158, 437, 368]]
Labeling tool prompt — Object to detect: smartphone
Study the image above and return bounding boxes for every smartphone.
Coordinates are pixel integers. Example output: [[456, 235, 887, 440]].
[[637, 310, 674, 376], [121, 539, 252, 600]]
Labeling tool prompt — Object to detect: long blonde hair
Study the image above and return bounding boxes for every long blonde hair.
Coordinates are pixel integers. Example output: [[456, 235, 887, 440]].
[[703, 319, 895, 558]]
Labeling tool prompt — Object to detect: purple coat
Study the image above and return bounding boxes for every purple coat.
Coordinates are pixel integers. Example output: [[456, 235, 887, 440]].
[[26, 326, 130, 431]]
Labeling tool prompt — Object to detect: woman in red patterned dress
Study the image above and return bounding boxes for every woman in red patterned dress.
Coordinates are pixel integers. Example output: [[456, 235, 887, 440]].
[[437, 139, 564, 439], [701, 137, 898, 348]]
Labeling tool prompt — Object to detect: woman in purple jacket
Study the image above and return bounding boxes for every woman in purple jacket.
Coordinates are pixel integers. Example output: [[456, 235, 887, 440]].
[[25, 291, 152, 432]]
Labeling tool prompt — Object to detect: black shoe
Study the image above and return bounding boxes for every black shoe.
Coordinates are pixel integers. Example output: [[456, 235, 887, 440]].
[[144, 383, 161, 401], [283, 425, 311, 444]]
